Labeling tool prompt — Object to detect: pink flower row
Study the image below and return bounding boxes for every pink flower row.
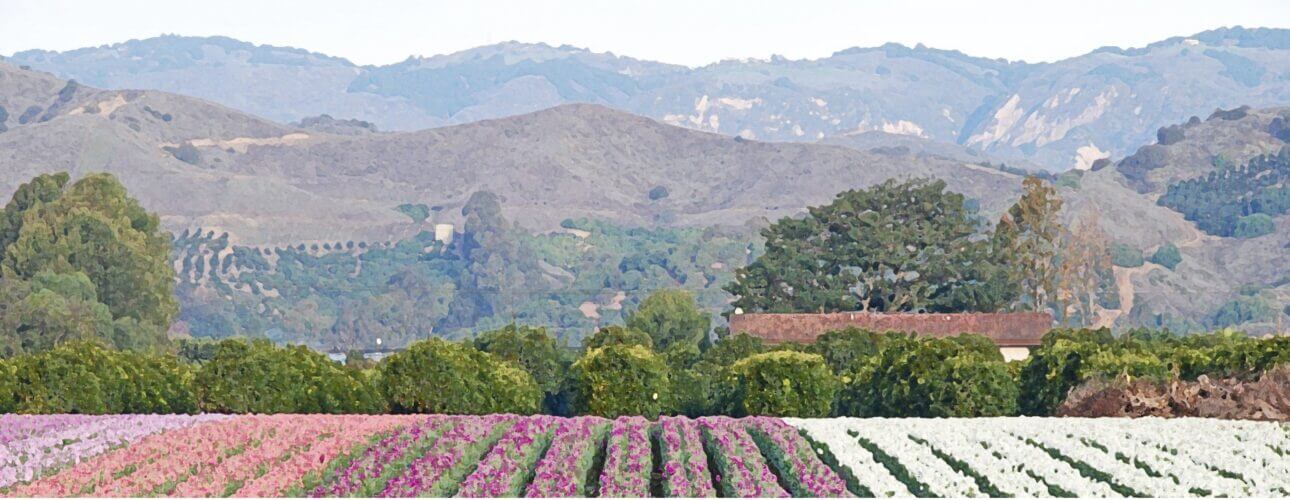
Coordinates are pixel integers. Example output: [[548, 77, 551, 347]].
[[6, 415, 417, 497], [524, 416, 609, 497], [0, 414, 225, 490]]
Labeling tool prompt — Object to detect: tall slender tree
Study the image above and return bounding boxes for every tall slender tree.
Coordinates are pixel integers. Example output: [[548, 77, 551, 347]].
[[1056, 210, 1112, 326], [995, 176, 1063, 312]]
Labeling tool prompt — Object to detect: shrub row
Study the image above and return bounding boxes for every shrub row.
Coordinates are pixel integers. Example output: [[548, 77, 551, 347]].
[[1019, 327, 1289, 415], [0, 327, 1282, 418]]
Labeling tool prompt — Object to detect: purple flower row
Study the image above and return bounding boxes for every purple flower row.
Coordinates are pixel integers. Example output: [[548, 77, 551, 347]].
[[698, 416, 789, 498], [596, 416, 653, 497], [377, 414, 514, 497], [0, 414, 226, 489], [457, 416, 559, 497], [524, 416, 609, 497], [309, 416, 446, 497], [658, 416, 716, 497], [745, 417, 852, 497]]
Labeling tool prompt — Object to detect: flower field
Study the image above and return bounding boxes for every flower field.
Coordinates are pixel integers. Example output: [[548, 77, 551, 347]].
[[0, 414, 1286, 498]]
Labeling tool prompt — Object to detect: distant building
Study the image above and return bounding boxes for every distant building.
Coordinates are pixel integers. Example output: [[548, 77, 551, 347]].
[[434, 223, 455, 245], [727, 311, 1053, 361]]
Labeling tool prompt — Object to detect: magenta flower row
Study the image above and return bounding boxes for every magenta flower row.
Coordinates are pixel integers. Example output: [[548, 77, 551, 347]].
[[596, 416, 653, 497], [376, 414, 514, 497], [457, 416, 559, 497], [524, 416, 609, 497], [658, 416, 716, 497], [697, 416, 789, 498], [745, 417, 851, 497]]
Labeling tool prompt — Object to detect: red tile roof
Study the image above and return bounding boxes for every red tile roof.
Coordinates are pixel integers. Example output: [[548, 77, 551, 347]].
[[727, 312, 1053, 347]]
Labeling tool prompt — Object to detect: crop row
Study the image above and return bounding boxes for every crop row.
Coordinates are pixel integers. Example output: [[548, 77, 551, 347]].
[[789, 417, 1290, 498], [6, 414, 1284, 497]]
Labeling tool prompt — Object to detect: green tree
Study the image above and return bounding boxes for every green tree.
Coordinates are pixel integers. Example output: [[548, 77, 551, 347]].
[[727, 178, 1016, 314], [473, 324, 567, 413], [0, 172, 69, 251], [1233, 214, 1275, 238], [379, 338, 539, 414], [849, 335, 1019, 418], [0, 272, 113, 356], [624, 289, 710, 352], [584, 325, 653, 350], [2, 341, 196, 414], [2, 173, 177, 331], [570, 344, 671, 418], [1148, 243, 1182, 270], [1109, 242, 1145, 268], [808, 328, 891, 375], [994, 177, 1062, 311], [727, 351, 837, 417], [195, 339, 383, 414]]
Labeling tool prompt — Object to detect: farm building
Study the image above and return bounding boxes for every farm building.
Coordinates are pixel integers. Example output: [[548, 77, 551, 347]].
[[727, 311, 1053, 360]]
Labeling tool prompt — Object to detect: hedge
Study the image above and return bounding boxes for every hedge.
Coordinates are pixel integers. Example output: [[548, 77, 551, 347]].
[[843, 334, 1019, 418], [0, 341, 195, 414], [727, 351, 837, 417], [1018, 328, 1288, 416], [380, 338, 540, 415], [195, 339, 383, 414], [570, 344, 671, 418]]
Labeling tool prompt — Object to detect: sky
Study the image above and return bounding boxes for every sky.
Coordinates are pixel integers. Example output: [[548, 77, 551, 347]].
[[2, 0, 1288, 67]]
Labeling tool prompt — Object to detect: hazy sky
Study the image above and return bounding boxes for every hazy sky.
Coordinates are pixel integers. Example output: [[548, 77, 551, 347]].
[[3, 0, 1288, 67]]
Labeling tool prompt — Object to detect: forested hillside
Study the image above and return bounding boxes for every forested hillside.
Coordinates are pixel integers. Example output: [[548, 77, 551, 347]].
[[172, 205, 762, 350]]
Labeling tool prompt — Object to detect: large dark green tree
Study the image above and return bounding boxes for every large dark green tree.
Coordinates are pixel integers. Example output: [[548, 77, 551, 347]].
[[726, 178, 1016, 313], [0, 173, 176, 355]]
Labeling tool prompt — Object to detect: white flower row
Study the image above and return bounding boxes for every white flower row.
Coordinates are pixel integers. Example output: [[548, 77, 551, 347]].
[[1125, 418, 1288, 496], [786, 418, 912, 497], [904, 420, 1114, 497], [1073, 418, 1253, 496], [1022, 421, 1196, 496], [840, 418, 983, 497], [790, 417, 1289, 498]]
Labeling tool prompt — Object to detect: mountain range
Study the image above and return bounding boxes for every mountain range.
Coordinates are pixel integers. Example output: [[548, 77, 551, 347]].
[[7, 26, 1289, 171]]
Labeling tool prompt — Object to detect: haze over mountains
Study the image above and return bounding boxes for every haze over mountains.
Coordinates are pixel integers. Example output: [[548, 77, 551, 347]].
[[8, 27, 1290, 170]]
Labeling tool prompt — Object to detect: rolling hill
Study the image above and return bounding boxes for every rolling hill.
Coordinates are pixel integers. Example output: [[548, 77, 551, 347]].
[[1059, 107, 1289, 333], [8, 27, 1290, 171], [0, 61, 1027, 245]]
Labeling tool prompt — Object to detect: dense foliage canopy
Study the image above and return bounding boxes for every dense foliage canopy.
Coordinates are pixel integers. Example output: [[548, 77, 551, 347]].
[[380, 338, 541, 414], [727, 351, 837, 417], [569, 344, 671, 418], [726, 178, 1017, 314], [194, 339, 383, 414], [0, 341, 195, 414], [0, 173, 175, 357]]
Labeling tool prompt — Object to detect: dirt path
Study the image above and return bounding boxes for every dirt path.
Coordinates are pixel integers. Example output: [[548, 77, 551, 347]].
[[161, 133, 311, 153]]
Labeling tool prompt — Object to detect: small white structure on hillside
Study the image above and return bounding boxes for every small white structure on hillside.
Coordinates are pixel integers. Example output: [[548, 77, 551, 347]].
[[434, 224, 455, 245]]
